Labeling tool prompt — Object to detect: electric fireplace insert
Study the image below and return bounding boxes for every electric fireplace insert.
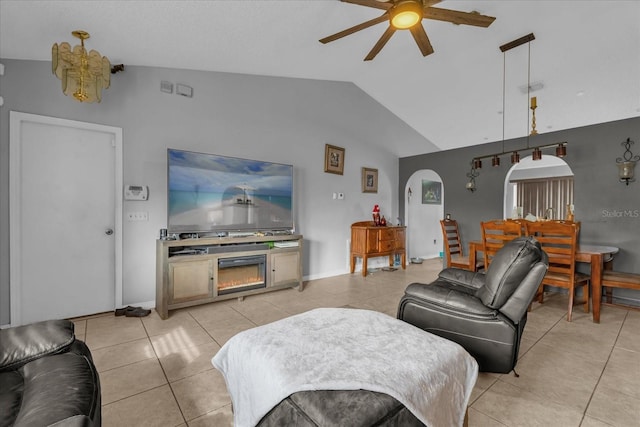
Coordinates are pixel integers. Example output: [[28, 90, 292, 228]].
[[217, 255, 267, 295]]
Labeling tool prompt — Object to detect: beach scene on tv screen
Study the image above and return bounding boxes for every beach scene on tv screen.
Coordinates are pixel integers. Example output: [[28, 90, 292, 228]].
[[168, 150, 293, 232]]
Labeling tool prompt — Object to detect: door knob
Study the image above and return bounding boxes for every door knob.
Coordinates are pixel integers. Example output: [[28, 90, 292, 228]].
[[105, 229, 114, 235]]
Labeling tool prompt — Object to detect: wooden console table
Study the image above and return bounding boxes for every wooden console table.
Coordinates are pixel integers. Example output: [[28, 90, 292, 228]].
[[350, 221, 406, 277]]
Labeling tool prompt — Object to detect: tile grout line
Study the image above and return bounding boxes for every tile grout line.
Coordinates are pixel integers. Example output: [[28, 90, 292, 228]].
[[578, 310, 628, 426], [183, 310, 237, 423], [468, 310, 565, 425], [139, 316, 189, 426]]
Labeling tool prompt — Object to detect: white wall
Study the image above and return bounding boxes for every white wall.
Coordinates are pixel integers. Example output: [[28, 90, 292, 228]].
[[0, 60, 431, 322]]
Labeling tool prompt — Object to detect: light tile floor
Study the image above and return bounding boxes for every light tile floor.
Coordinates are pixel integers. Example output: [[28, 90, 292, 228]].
[[73, 258, 640, 426]]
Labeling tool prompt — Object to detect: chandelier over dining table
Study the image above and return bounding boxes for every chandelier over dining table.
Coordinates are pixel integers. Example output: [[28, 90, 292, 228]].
[[467, 33, 569, 190]]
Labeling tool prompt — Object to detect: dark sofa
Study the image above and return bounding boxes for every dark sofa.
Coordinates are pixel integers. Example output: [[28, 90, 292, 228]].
[[0, 319, 101, 427]]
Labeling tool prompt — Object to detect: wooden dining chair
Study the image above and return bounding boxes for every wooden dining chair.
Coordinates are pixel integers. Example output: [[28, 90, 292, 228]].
[[481, 219, 523, 268], [525, 221, 589, 322], [440, 219, 483, 271]]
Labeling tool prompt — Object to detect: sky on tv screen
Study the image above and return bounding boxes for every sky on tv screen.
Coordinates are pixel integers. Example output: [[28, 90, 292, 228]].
[[168, 149, 293, 218], [169, 150, 292, 191]]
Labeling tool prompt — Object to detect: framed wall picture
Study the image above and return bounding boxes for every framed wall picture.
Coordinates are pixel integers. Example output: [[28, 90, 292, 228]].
[[362, 167, 378, 193], [422, 180, 442, 204], [324, 144, 345, 175]]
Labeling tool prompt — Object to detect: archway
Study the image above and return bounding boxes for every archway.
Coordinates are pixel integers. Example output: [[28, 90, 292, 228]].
[[504, 155, 574, 219], [404, 169, 444, 260]]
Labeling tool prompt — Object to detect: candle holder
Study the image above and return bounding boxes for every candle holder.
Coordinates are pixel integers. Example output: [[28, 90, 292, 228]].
[[530, 97, 538, 135]]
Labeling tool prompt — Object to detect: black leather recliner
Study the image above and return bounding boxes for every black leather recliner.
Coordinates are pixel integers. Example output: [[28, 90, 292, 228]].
[[0, 319, 101, 427], [398, 236, 548, 374]]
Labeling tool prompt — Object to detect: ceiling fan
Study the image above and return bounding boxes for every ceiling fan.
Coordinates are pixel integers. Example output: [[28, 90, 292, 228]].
[[320, 0, 496, 61]]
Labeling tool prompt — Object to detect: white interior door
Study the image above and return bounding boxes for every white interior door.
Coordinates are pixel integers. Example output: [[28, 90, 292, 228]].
[[10, 112, 122, 326]]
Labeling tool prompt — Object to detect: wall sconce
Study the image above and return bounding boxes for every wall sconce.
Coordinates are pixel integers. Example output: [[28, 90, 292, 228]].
[[510, 151, 520, 164], [491, 155, 500, 167], [617, 137, 639, 185], [466, 164, 479, 192], [555, 143, 567, 157]]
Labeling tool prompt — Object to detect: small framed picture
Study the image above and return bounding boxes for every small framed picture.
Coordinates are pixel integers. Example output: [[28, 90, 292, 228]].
[[422, 180, 442, 204], [362, 167, 378, 193], [324, 144, 345, 175]]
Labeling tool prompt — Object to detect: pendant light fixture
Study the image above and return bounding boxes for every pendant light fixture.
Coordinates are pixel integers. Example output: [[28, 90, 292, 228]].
[[532, 147, 542, 161], [52, 30, 123, 103], [468, 33, 570, 171]]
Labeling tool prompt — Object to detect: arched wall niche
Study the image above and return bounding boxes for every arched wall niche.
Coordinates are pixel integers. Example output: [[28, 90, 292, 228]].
[[404, 169, 444, 261]]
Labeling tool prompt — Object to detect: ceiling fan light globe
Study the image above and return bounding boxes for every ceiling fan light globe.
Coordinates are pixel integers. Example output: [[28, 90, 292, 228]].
[[391, 1, 423, 29]]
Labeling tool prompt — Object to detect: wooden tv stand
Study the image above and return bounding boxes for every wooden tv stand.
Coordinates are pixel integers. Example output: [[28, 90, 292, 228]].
[[156, 234, 303, 319], [350, 221, 406, 277]]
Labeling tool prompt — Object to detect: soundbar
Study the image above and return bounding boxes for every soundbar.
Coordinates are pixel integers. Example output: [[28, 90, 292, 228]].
[[207, 243, 269, 254], [227, 231, 256, 238]]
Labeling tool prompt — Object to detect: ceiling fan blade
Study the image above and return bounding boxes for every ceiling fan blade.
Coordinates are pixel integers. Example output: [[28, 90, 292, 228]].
[[320, 13, 389, 44], [423, 8, 496, 27], [410, 24, 434, 57], [364, 26, 396, 61], [341, 0, 393, 10]]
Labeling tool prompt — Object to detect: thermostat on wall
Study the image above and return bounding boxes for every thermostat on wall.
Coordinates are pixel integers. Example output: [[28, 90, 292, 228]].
[[124, 185, 148, 201]]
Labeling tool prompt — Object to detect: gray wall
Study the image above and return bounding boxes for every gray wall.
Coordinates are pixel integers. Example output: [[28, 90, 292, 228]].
[[0, 59, 431, 325], [400, 117, 640, 303]]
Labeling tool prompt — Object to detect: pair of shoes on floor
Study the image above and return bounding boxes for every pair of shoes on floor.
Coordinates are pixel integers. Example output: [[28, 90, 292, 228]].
[[114, 306, 151, 317]]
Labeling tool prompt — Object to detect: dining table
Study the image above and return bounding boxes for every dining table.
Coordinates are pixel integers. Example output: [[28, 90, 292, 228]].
[[469, 240, 619, 323], [575, 245, 619, 323]]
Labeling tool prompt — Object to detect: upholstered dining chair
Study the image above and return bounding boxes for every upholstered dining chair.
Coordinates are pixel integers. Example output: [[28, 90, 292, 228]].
[[525, 221, 589, 321], [440, 219, 483, 272], [481, 219, 523, 268]]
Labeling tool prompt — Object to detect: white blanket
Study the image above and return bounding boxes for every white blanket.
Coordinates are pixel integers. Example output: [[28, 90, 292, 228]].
[[212, 308, 478, 427]]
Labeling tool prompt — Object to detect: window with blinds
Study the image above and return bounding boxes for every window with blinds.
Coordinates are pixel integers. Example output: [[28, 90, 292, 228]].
[[512, 177, 574, 219]]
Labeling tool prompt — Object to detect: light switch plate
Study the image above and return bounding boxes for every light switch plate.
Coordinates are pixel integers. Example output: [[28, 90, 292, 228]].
[[127, 211, 148, 221]]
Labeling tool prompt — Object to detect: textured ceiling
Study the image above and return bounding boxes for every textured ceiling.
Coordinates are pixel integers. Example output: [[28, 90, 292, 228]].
[[1, 0, 639, 157]]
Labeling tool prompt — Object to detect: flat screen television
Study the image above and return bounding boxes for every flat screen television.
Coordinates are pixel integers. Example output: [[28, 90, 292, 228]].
[[167, 148, 294, 234]]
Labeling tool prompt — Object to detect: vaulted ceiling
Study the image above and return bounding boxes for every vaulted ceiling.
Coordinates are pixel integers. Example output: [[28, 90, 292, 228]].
[[1, 1, 639, 157]]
